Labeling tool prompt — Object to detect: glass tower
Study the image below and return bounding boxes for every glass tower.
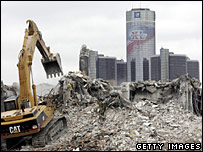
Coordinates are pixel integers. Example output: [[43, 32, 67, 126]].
[[126, 8, 155, 81]]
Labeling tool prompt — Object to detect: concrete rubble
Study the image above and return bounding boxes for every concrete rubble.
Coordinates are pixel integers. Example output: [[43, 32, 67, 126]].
[[2, 72, 202, 151], [44, 71, 133, 120], [1, 81, 19, 112], [125, 74, 202, 116]]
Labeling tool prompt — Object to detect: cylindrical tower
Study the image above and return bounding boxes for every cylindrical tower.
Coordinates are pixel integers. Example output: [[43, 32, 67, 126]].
[[126, 8, 155, 81]]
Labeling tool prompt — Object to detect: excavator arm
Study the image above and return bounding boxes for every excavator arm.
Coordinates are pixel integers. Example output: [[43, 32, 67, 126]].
[[17, 20, 63, 109], [27, 20, 63, 78]]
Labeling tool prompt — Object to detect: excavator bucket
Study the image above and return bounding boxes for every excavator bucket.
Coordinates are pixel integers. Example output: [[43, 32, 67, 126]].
[[42, 53, 63, 78]]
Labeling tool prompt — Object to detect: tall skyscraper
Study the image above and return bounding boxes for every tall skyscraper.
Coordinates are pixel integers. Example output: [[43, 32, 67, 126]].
[[131, 58, 136, 81], [79, 44, 89, 76], [79, 45, 98, 79], [150, 55, 161, 81], [160, 48, 169, 81], [89, 50, 98, 79], [126, 8, 155, 82], [143, 58, 149, 81]]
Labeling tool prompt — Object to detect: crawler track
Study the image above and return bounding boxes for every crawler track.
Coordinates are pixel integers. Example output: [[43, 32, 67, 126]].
[[1, 138, 7, 151], [32, 116, 67, 148]]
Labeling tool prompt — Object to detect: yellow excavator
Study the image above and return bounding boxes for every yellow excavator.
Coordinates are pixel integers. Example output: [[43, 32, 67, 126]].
[[1, 20, 67, 150]]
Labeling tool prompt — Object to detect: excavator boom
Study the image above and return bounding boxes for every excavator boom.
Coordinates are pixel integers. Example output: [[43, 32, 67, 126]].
[[16, 20, 64, 109], [26, 20, 63, 78]]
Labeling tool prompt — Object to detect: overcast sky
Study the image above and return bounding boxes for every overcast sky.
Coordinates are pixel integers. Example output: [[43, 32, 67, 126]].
[[1, 1, 202, 86]]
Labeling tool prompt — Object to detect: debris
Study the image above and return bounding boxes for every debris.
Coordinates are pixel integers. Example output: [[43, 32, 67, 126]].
[[45, 71, 131, 116], [122, 74, 202, 116], [2, 73, 202, 151]]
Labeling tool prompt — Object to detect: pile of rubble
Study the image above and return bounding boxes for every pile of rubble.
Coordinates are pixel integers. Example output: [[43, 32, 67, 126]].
[[46, 71, 133, 121], [17, 72, 202, 151], [19, 99, 202, 151], [127, 74, 202, 116]]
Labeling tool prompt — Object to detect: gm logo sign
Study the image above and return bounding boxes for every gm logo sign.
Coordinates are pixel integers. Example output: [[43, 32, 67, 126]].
[[134, 12, 140, 18]]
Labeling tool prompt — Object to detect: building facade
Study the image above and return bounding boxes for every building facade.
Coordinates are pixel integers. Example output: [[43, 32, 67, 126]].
[[97, 56, 117, 86], [150, 55, 161, 81], [79, 44, 89, 76], [149, 48, 199, 81], [169, 54, 187, 80], [89, 50, 98, 79], [143, 58, 149, 81], [130, 58, 136, 82], [126, 8, 155, 82], [187, 60, 199, 80], [160, 48, 169, 81], [117, 59, 127, 86]]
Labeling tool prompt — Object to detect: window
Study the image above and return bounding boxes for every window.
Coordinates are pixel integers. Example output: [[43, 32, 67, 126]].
[[4, 100, 16, 111]]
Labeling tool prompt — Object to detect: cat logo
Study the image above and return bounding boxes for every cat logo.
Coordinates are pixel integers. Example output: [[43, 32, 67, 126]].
[[9, 125, 21, 134]]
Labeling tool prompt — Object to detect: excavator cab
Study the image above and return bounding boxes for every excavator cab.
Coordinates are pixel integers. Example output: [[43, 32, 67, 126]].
[[42, 53, 63, 79], [3, 96, 18, 111]]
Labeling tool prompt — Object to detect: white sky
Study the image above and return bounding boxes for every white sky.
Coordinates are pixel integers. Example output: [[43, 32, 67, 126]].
[[1, 1, 202, 86]]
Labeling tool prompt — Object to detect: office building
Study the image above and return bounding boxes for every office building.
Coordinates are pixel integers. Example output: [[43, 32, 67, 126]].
[[79, 45, 89, 76], [117, 59, 127, 86], [89, 50, 98, 79], [169, 54, 187, 80], [130, 58, 136, 82], [126, 8, 156, 81], [79, 45, 119, 86], [160, 48, 169, 81], [187, 60, 199, 80], [149, 47, 200, 81], [143, 58, 149, 81], [97, 56, 117, 86], [150, 55, 161, 81], [79, 45, 99, 79]]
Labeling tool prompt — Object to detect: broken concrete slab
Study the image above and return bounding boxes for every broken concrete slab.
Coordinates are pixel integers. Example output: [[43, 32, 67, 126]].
[[120, 74, 202, 116]]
